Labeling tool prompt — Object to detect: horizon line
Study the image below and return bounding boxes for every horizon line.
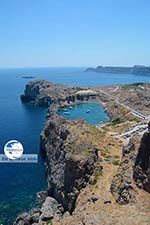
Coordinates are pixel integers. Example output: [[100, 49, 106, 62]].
[[0, 64, 149, 69]]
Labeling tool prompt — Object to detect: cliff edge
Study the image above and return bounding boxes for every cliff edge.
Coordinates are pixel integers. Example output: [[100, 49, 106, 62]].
[[133, 122, 150, 192]]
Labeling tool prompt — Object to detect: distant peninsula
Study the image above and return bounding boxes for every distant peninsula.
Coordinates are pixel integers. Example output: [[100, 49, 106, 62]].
[[86, 65, 150, 75]]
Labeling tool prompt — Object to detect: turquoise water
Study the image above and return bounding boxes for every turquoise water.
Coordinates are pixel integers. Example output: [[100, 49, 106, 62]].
[[0, 67, 149, 225], [59, 102, 109, 125]]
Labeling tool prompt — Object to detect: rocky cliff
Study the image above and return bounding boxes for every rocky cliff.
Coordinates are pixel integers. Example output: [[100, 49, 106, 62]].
[[20, 80, 79, 106], [14, 116, 101, 225], [111, 122, 150, 205], [20, 80, 100, 108], [133, 122, 150, 192], [40, 115, 100, 214]]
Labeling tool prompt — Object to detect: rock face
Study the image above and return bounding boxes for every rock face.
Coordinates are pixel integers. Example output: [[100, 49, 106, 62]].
[[111, 124, 150, 204], [133, 123, 150, 192], [13, 197, 63, 225], [39, 197, 64, 222], [14, 115, 101, 225], [40, 115, 99, 213], [20, 80, 79, 106], [20, 80, 51, 105], [110, 139, 136, 204], [20, 80, 100, 107]]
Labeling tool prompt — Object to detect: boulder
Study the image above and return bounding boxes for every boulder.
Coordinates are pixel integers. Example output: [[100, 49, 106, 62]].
[[39, 197, 64, 222]]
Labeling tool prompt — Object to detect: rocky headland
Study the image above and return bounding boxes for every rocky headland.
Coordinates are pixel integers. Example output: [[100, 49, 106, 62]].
[[14, 80, 150, 225], [86, 65, 150, 76]]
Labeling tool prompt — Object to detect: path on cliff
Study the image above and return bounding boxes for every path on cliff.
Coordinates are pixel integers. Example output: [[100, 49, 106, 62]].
[[98, 86, 149, 119]]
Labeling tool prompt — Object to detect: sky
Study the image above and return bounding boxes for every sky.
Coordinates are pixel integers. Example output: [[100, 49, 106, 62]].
[[0, 0, 150, 67]]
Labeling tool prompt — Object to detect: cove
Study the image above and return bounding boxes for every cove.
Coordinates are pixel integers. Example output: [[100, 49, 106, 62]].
[[0, 67, 149, 224], [59, 102, 109, 125]]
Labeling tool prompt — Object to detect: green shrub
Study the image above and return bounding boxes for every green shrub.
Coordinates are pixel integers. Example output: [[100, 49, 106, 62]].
[[47, 219, 53, 225], [110, 118, 122, 126], [112, 159, 120, 166]]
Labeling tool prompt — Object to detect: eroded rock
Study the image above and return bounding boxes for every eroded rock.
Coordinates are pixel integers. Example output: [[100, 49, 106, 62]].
[[133, 123, 150, 192], [39, 197, 64, 222], [110, 139, 136, 204], [40, 115, 100, 213]]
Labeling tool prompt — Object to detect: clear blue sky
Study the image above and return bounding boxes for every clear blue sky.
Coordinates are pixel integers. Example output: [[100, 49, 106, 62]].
[[0, 0, 150, 67]]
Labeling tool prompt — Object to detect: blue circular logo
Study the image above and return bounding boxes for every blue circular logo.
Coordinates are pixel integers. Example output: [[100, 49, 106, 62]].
[[4, 140, 24, 160]]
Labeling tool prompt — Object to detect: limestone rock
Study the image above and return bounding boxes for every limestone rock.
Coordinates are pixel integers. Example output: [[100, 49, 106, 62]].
[[39, 197, 64, 222]]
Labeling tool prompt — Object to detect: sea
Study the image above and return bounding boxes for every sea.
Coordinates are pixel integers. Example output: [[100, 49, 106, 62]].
[[58, 102, 110, 125], [0, 67, 149, 224]]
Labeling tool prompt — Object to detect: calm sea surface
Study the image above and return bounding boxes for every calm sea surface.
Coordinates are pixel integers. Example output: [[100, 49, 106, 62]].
[[0, 67, 149, 224], [59, 102, 110, 125]]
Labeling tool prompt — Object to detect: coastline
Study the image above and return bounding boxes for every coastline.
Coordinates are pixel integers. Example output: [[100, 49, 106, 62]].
[[14, 80, 150, 225], [86, 65, 150, 76]]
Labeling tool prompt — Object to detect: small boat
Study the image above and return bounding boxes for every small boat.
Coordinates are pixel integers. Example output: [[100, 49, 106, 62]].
[[86, 110, 91, 113], [62, 108, 68, 111], [99, 121, 105, 125], [64, 111, 70, 115], [69, 106, 73, 110]]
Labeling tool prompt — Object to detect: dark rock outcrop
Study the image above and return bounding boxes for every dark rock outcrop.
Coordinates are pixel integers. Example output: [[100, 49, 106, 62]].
[[133, 123, 150, 192], [13, 197, 63, 225], [39, 197, 64, 222], [20, 80, 100, 108], [40, 115, 99, 213], [20, 80, 52, 105], [20, 80, 79, 106]]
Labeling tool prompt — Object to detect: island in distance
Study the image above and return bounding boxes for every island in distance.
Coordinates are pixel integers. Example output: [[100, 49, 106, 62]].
[[86, 65, 150, 75]]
